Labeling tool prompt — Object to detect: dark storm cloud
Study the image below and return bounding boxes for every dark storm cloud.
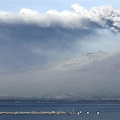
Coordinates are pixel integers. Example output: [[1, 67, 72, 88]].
[[0, 4, 120, 72], [0, 4, 120, 99], [0, 23, 95, 72]]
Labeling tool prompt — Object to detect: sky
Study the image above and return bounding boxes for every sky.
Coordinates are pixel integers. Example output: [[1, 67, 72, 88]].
[[0, 0, 120, 12], [0, 0, 120, 99]]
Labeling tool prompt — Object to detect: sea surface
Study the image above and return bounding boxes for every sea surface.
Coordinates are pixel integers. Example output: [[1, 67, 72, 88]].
[[0, 101, 120, 120]]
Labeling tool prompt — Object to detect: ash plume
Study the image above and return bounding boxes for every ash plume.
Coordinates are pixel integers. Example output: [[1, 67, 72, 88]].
[[0, 4, 120, 32]]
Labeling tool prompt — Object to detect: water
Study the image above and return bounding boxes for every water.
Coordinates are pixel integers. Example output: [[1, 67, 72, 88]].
[[0, 102, 120, 120]]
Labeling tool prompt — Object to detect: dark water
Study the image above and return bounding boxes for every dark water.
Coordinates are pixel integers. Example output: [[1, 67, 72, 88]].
[[0, 102, 120, 120]]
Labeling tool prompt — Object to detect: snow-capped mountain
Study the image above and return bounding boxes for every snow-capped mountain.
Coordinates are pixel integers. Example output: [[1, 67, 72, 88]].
[[36, 50, 120, 100], [45, 51, 110, 72], [1, 50, 120, 100]]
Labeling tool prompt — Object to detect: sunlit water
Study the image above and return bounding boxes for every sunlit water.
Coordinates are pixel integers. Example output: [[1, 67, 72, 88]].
[[0, 102, 120, 120]]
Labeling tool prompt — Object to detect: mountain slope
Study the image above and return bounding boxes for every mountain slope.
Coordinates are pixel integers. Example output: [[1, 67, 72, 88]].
[[1, 51, 120, 100], [39, 51, 120, 99], [44, 51, 110, 72]]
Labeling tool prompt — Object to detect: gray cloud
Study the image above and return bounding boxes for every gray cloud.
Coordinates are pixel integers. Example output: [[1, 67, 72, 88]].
[[0, 4, 120, 99], [0, 4, 120, 72], [0, 23, 95, 72], [0, 5, 120, 32], [1, 4, 120, 72]]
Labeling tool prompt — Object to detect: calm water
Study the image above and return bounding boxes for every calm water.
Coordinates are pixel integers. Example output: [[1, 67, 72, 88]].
[[0, 102, 120, 120]]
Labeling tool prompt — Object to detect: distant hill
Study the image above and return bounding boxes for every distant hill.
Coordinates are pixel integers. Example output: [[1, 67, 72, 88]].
[[1, 51, 120, 100]]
